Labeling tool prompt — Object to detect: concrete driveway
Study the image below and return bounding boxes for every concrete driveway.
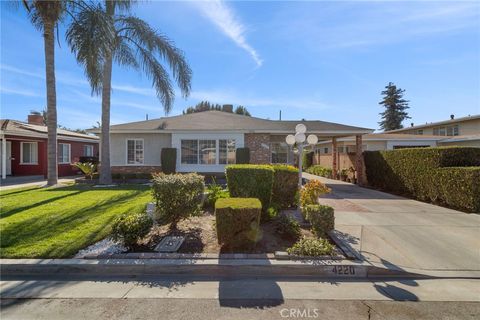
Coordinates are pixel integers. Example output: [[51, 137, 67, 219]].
[[303, 173, 480, 273]]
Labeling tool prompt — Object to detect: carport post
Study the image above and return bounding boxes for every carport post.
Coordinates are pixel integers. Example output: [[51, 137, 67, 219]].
[[332, 137, 337, 179], [355, 135, 364, 185], [1, 135, 6, 179]]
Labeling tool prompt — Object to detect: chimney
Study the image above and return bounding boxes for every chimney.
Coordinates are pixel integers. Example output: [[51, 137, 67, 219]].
[[222, 104, 233, 113], [279, 110, 282, 120], [450, 114, 454, 120], [28, 112, 45, 126]]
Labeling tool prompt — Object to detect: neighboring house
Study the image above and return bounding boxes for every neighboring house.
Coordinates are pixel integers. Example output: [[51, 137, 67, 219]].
[[88, 110, 373, 176], [0, 113, 99, 179]]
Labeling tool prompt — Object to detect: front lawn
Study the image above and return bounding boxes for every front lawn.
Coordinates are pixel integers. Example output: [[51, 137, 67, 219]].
[[0, 184, 151, 258]]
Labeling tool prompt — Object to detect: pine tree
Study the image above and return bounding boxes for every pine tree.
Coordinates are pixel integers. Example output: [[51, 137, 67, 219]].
[[378, 82, 410, 131]]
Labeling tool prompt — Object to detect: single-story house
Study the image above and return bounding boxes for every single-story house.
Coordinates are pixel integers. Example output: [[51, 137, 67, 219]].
[[0, 113, 99, 179], [88, 110, 373, 180]]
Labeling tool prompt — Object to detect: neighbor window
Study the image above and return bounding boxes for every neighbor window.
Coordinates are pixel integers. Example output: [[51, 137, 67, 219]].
[[271, 142, 289, 163], [127, 139, 144, 164], [199, 140, 216, 164], [219, 139, 236, 164], [84, 145, 94, 157], [181, 140, 198, 164], [58, 143, 71, 164], [416, 129, 423, 135], [20, 142, 38, 164]]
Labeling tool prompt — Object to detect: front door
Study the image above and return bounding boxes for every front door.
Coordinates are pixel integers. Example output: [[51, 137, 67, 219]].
[[0, 141, 12, 176]]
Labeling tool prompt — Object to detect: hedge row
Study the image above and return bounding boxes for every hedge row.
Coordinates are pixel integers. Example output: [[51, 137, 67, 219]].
[[364, 147, 480, 213], [271, 164, 299, 208]]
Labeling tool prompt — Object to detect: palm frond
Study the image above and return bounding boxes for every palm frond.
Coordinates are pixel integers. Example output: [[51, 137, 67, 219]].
[[113, 37, 139, 70], [117, 15, 192, 98]]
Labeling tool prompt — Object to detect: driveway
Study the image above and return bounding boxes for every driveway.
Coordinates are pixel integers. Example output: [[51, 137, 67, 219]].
[[303, 173, 480, 273]]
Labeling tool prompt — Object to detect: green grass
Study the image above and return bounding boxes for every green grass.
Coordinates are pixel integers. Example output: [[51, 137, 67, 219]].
[[0, 184, 152, 258]]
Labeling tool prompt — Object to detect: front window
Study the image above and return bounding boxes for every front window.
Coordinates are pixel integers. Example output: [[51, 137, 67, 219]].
[[199, 140, 216, 164], [127, 139, 144, 164], [219, 139, 236, 164], [58, 143, 71, 164], [21, 142, 38, 164], [271, 142, 289, 163], [181, 140, 198, 164], [84, 145, 94, 157]]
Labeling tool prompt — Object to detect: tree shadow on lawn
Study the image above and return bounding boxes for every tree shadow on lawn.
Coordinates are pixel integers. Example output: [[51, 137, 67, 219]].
[[0, 189, 148, 258], [0, 186, 41, 197]]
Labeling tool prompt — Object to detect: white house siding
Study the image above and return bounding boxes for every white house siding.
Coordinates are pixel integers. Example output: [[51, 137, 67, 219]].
[[110, 133, 171, 166], [171, 132, 244, 173]]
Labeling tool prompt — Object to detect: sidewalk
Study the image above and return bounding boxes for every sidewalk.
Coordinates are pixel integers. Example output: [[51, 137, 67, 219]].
[[303, 172, 480, 272], [0, 177, 77, 191]]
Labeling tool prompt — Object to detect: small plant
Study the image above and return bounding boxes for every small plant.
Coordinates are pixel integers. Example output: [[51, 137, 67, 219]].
[[204, 178, 229, 209], [303, 204, 335, 238], [266, 206, 279, 221], [111, 212, 153, 250], [299, 179, 331, 208], [73, 162, 97, 180], [286, 237, 334, 257], [152, 173, 205, 228], [274, 214, 301, 240], [339, 168, 349, 181]]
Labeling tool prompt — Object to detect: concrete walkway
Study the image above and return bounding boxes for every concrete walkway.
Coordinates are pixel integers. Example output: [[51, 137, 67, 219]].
[[303, 173, 480, 272], [0, 177, 77, 191]]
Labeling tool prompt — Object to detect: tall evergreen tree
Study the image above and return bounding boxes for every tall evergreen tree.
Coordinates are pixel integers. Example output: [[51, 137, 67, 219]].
[[378, 82, 410, 131]]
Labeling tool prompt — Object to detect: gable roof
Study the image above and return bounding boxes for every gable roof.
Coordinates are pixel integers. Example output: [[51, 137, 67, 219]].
[[1, 119, 99, 142], [90, 111, 373, 136], [384, 114, 480, 133]]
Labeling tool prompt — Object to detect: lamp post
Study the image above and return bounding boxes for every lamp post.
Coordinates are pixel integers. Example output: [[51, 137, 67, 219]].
[[286, 124, 318, 189]]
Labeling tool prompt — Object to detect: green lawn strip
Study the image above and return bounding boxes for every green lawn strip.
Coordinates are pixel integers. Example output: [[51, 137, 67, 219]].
[[0, 184, 152, 258]]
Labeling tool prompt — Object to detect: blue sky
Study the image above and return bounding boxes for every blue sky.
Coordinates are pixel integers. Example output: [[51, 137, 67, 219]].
[[1, 0, 479, 131]]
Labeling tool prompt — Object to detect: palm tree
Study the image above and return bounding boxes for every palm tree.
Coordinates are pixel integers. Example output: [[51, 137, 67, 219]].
[[19, 1, 66, 185], [67, 1, 192, 184]]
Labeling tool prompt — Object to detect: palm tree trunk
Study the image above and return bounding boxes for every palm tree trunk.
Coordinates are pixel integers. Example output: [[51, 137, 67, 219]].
[[44, 21, 58, 186], [99, 1, 115, 185]]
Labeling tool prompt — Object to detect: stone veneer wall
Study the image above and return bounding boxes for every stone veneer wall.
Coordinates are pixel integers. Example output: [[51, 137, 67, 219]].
[[245, 133, 271, 164], [111, 166, 162, 174]]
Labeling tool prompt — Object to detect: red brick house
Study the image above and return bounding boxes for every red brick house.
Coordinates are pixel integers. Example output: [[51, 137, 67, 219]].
[[0, 113, 99, 179]]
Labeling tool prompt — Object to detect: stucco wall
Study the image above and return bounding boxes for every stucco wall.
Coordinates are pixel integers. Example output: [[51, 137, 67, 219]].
[[109, 133, 171, 166]]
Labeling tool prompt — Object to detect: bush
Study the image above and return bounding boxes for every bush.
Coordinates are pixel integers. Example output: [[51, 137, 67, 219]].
[[274, 214, 301, 240], [225, 164, 274, 215], [271, 164, 299, 208], [286, 237, 334, 256], [73, 162, 97, 180], [111, 212, 153, 249], [299, 179, 331, 208], [236, 148, 250, 164], [306, 165, 333, 178], [152, 173, 205, 226], [204, 178, 230, 209], [215, 198, 261, 248], [364, 147, 480, 212], [161, 148, 177, 174], [111, 173, 153, 180], [79, 156, 98, 164], [303, 204, 335, 238], [302, 151, 314, 169], [266, 206, 279, 221]]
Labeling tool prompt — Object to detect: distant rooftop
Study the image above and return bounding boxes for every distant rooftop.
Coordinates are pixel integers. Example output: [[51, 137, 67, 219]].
[[384, 114, 480, 133]]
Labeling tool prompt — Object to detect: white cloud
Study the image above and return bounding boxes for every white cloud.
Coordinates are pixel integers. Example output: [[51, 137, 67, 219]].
[[111, 84, 155, 97], [192, 0, 262, 67], [0, 86, 42, 97]]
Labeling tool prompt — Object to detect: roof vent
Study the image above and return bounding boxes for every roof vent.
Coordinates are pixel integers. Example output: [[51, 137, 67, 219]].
[[222, 104, 233, 113], [410, 122, 414, 127], [450, 114, 454, 120], [28, 111, 45, 126]]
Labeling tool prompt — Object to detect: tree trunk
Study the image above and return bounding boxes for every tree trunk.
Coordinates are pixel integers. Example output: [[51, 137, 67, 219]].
[[99, 2, 115, 185], [44, 21, 58, 186]]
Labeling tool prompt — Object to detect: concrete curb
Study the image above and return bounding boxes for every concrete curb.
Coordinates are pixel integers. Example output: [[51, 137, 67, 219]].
[[0, 258, 456, 279]]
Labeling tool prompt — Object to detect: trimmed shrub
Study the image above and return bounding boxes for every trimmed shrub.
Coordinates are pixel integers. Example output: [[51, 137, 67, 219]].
[[111, 212, 153, 249], [306, 165, 333, 178], [302, 151, 314, 169], [287, 237, 334, 256], [299, 179, 331, 208], [271, 164, 299, 208], [111, 173, 153, 180], [151, 173, 205, 226], [161, 148, 177, 174], [274, 214, 301, 240], [364, 147, 480, 212], [225, 164, 274, 214], [236, 148, 250, 164], [303, 204, 335, 238], [215, 198, 261, 248]]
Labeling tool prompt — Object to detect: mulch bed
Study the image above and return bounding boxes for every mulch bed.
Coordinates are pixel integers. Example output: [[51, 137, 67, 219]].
[[139, 210, 316, 254]]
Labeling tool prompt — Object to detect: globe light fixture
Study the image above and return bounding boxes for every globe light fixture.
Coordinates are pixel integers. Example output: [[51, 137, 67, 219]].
[[307, 134, 318, 145], [286, 124, 319, 189], [286, 134, 296, 146]]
